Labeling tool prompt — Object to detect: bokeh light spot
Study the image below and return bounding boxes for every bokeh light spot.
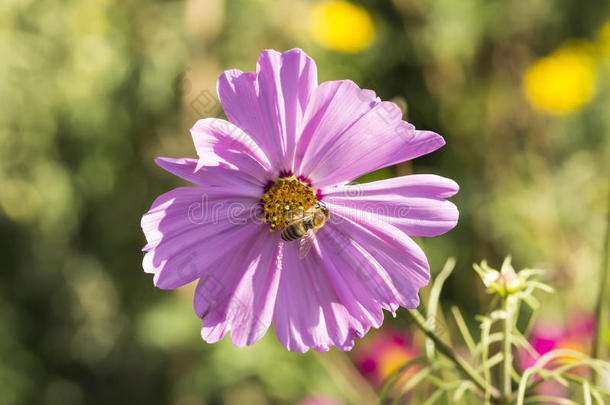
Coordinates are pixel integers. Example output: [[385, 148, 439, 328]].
[[523, 41, 597, 115], [310, 1, 374, 53]]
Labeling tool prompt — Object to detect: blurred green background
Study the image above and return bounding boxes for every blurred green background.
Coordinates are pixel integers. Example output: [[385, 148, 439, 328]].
[[1, 0, 609, 404]]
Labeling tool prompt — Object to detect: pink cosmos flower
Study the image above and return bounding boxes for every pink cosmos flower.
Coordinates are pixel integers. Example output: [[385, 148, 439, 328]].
[[519, 313, 595, 400], [141, 48, 458, 353], [520, 312, 595, 371], [354, 329, 419, 385]]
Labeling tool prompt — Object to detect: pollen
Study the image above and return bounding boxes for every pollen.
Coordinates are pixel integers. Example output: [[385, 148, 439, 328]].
[[262, 176, 317, 232]]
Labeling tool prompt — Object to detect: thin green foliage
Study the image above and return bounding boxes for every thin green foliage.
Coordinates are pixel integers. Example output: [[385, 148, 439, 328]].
[[426, 257, 456, 359], [378, 257, 610, 405]]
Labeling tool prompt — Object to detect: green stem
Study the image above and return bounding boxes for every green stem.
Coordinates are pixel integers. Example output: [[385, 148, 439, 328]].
[[503, 297, 513, 398], [592, 179, 610, 379], [406, 309, 503, 403]]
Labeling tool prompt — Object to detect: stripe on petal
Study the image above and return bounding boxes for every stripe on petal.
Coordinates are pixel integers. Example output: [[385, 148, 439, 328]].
[[273, 240, 378, 353], [141, 187, 261, 289], [195, 230, 282, 347], [321, 215, 429, 310], [217, 49, 318, 172], [155, 157, 264, 199], [190, 118, 273, 182], [296, 80, 446, 188], [322, 174, 459, 237]]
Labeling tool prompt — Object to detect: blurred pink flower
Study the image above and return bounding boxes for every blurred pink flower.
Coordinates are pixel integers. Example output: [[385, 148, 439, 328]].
[[520, 312, 595, 399], [141, 48, 458, 353], [354, 329, 419, 385], [521, 312, 595, 369]]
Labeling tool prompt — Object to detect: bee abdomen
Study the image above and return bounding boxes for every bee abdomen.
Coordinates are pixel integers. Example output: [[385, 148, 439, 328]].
[[281, 222, 307, 241]]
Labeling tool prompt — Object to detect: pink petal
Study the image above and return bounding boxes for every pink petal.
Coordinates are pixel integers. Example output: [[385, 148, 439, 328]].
[[295, 80, 446, 188], [273, 210, 430, 353], [195, 230, 282, 347], [272, 241, 370, 353], [321, 216, 428, 311], [217, 49, 318, 172], [322, 174, 459, 236], [155, 157, 264, 199], [155, 117, 276, 199], [141, 187, 261, 289]]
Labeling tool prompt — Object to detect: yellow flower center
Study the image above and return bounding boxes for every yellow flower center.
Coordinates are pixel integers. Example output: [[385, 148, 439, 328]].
[[262, 177, 318, 232]]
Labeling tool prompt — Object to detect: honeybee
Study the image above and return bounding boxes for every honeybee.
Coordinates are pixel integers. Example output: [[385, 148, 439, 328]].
[[281, 202, 329, 259]]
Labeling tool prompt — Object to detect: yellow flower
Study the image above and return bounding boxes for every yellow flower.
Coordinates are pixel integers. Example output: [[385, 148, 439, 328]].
[[523, 41, 597, 115], [310, 1, 374, 53]]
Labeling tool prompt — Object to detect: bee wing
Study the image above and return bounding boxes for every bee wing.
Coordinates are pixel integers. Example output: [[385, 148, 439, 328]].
[[298, 229, 316, 259], [285, 207, 306, 223]]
